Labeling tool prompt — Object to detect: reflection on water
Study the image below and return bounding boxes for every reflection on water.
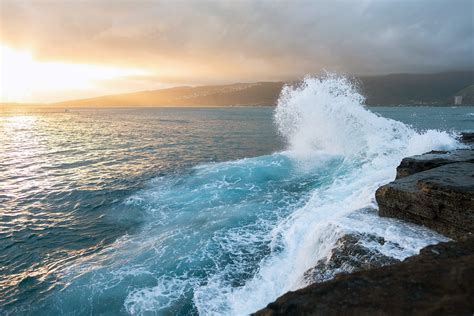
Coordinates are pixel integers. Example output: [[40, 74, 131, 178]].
[[0, 107, 283, 310]]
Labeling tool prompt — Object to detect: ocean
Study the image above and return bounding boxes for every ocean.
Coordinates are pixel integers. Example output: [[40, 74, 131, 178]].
[[1, 76, 473, 315]]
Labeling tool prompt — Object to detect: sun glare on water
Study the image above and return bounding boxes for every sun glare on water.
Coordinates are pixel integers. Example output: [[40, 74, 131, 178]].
[[0, 45, 147, 103]]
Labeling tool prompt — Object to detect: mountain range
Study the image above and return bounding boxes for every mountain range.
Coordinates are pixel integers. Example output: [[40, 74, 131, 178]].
[[3, 71, 474, 108]]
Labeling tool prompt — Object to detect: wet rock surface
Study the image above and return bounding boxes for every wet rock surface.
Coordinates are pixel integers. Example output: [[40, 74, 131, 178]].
[[395, 133, 474, 179], [254, 237, 474, 316], [375, 133, 474, 239], [395, 149, 474, 179], [377, 162, 474, 239], [377, 132, 473, 239], [303, 234, 399, 284], [460, 132, 474, 145]]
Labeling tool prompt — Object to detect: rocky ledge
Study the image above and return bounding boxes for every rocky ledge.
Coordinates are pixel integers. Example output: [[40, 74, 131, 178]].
[[376, 134, 473, 239], [255, 237, 474, 316], [302, 233, 399, 285], [377, 161, 474, 239], [255, 133, 474, 315]]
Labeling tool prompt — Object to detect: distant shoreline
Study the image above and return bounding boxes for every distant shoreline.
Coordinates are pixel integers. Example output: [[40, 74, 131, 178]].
[[2, 104, 474, 111], [1, 71, 473, 108]]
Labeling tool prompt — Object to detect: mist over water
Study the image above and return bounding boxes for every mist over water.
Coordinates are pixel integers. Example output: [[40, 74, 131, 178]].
[[1, 76, 471, 315]]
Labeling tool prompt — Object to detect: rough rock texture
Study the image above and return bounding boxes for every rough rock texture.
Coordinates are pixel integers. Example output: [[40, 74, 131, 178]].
[[461, 132, 474, 145], [254, 237, 474, 316], [395, 149, 474, 179], [378, 132, 474, 239], [303, 234, 399, 284], [395, 133, 474, 179], [377, 160, 474, 240]]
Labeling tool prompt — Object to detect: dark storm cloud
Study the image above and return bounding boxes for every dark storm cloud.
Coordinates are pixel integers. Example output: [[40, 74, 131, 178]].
[[1, 0, 473, 82]]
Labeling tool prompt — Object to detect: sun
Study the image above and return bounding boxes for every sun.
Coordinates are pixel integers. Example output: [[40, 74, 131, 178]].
[[0, 45, 34, 102], [0, 44, 147, 103]]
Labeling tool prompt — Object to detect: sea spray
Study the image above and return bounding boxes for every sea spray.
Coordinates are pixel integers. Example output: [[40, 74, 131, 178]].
[[274, 74, 457, 160]]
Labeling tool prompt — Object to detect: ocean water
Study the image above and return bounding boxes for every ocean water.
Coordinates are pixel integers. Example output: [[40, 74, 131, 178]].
[[1, 76, 472, 315]]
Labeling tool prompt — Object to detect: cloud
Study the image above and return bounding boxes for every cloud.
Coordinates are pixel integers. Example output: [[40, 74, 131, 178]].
[[1, 0, 473, 84]]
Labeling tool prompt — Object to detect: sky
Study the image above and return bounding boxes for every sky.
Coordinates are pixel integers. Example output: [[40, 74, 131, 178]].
[[1, 0, 473, 103]]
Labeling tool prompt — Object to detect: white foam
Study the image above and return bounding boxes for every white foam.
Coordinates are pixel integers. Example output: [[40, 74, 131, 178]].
[[193, 74, 460, 315], [124, 276, 190, 314], [274, 74, 458, 161]]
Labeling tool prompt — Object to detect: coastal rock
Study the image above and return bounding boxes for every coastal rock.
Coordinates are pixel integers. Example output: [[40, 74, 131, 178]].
[[376, 162, 474, 239], [461, 132, 474, 145], [254, 237, 474, 316], [395, 149, 474, 179], [395, 132, 473, 179], [303, 234, 399, 284]]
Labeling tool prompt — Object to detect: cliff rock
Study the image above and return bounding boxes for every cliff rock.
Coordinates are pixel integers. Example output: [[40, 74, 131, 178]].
[[254, 237, 474, 316], [377, 160, 474, 240]]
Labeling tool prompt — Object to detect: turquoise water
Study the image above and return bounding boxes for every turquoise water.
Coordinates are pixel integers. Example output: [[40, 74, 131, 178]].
[[1, 79, 473, 315], [0, 107, 282, 313], [371, 106, 474, 132]]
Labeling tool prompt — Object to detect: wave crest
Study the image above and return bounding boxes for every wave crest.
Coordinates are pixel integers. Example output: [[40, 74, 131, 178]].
[[274, 74, 458, 160]]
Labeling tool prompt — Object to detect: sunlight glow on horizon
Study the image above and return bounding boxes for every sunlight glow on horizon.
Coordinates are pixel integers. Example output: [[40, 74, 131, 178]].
[[0, 44, 149, 103]]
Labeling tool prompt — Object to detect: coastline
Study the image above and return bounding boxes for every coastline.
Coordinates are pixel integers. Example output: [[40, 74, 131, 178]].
[[255, 133, 474, 315]]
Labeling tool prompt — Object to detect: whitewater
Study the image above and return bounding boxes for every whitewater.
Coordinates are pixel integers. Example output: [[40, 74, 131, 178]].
[[17, 75, 462, 315]]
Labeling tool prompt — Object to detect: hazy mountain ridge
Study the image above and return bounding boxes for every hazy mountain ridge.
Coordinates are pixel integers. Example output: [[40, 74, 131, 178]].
[[359, 71, 474, 105], [454, 85, 474, 104], [47, 82, 283, 107], [3, 71, 473, 108]]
